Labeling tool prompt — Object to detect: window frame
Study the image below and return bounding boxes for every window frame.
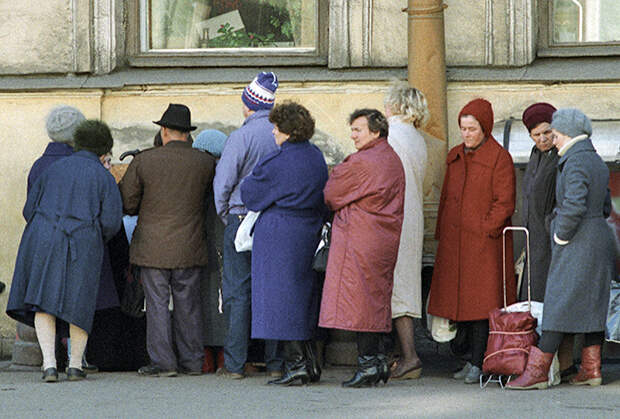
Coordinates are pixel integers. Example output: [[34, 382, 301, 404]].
[[537, 0, 620, 57], [126, 0, 328, 67]]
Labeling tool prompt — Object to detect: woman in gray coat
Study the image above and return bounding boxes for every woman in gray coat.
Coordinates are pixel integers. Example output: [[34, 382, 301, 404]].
[[508, 108, 615, 390]]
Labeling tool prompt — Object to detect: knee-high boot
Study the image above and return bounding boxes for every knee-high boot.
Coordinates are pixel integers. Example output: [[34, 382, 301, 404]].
[[570, 345, 602, 386], [506, 346, 554, 390], [304, 340, 321, 383], [268, 341, 310, 386]]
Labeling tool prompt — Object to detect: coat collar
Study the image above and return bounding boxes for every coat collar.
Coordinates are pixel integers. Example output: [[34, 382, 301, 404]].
[[73, 150, 101, 162], [558, 137, 595, 166], [242, 109, 271, 126], [530, 144, 558, 157], [447, 137, 500, 168], [43, 142, 73, 156], [163, 140, 192, 148], [558, 134, 588, 157], [358, 137, 386, 152]]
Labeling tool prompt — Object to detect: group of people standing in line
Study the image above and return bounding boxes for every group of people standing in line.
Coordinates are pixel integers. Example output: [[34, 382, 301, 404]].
[[429, 99, 616, 390], [5, 70, 617, 390]]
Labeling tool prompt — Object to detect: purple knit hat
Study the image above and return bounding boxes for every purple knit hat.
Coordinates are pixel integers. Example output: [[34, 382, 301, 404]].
[[242, 72, 278, 111]]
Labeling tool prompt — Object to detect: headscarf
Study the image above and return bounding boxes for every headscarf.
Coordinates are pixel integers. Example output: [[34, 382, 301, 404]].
[[458, 98, 495, 141]]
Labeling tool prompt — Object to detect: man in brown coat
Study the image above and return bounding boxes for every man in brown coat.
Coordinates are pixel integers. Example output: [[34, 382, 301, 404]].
[[119, 104, 215, 376]]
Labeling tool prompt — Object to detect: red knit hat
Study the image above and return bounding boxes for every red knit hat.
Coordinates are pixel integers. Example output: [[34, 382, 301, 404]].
[[458, 98, 494, 138], [522, 102, 556, 132]]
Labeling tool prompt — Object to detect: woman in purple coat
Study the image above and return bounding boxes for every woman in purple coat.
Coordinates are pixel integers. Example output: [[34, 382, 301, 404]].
[[241, 102, 328, 385]]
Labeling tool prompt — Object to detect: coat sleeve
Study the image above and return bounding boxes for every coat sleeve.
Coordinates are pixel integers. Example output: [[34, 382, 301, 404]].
[[213, 131, 246, 218], [23, 174, 44, 222], [118, 157, 143, 216], [604, 188, 612, 218], [554, 160, 590, 242], [100, 174, 123, 242], [482, 150, 516, 238], [435, 162, 450, 240], [239, 155, 281, 211], [323, 157, 370, 211]]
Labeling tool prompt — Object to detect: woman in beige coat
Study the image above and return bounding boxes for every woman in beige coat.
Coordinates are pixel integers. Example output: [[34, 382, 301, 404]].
[[384, 83, 429, 379]]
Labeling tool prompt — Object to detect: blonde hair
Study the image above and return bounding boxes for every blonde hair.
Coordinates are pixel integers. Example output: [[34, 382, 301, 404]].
[[384, 81, 430, 128]]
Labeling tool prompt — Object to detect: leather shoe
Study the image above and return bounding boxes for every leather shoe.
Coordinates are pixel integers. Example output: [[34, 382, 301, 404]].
[[82, 359, 99, 374], [216, 367, 244, 379], [453, 362, 472, 380], [180, 368, 203, 376], [138, 364, 177, 377], [463, 365, 482, 384], [42, 367, 58, 383], [66, 367, 87, 381]]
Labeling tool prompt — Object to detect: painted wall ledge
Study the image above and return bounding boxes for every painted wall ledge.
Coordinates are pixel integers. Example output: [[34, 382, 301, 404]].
[[0, 58, 619, 91]]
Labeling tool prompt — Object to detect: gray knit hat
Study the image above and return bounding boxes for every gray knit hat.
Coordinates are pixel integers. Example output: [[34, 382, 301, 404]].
[[550, 108, 592, 138], [46, 105, 86, 143]]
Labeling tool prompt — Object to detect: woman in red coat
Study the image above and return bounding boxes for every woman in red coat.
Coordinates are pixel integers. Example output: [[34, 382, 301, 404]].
[[319, 109, 405, 387], [428, 98, 516, 384]]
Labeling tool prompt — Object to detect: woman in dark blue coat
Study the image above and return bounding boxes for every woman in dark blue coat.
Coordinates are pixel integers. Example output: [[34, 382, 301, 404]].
[[240, 102, 328, 385], [7, 120, 122, 382]]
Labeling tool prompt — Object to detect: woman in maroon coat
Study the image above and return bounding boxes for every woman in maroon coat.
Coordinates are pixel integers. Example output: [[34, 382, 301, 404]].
[[319, 109, 405, 387], [428, 98, 516, 384]]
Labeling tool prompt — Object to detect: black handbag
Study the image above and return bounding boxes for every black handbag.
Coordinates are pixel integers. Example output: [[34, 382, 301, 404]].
[[312, 222, 331, 273], [120, 266, 145, 318]]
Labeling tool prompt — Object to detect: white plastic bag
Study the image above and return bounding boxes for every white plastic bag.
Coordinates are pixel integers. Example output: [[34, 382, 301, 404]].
[[234, 211, 260, 252], [505, 301, 544, 336], [425, 297, 456, 342]]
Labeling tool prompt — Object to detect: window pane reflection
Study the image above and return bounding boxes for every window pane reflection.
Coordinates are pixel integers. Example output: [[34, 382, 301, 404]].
[[146, 0, 317, 50], [553, 0, 620, 44]]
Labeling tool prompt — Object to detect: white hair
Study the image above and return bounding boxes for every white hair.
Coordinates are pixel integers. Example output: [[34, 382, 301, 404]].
[[384, 81, 430, 128]]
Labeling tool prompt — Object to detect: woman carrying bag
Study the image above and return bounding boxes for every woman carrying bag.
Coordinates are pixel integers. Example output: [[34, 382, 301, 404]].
[[240, 102, 328, 385]]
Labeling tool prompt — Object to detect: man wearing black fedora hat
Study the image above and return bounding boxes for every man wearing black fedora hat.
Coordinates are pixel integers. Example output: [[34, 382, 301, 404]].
[[120, 103, 215, 377]]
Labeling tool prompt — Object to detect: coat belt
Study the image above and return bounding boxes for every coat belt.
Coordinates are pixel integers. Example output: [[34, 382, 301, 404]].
[[34, 209, 97, 262]]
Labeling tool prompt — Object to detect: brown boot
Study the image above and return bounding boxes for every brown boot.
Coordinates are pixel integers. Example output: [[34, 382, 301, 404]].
[[506, 346, 554, 390], [570, 345, 602, 386]]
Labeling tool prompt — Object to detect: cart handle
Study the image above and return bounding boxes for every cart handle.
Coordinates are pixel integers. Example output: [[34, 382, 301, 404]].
[[502, 226, 531, 312]]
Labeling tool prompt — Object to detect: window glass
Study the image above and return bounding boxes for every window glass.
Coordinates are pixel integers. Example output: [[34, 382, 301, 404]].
[[552, 0, 620, 44], [144, 0, 318, 50]]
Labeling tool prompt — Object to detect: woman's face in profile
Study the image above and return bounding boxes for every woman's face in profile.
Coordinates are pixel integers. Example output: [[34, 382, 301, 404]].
[[459, 115, 485, 149]]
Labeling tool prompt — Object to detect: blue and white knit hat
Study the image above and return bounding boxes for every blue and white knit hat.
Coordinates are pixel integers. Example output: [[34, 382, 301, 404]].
[[242, 72, 278, 111]]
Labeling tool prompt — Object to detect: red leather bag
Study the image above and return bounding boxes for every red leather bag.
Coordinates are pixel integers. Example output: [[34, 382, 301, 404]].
[[483, 308, 538, 376], [482, 227, 539, 376]]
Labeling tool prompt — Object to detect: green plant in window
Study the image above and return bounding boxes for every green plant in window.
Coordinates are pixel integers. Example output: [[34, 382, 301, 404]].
[[207, 23, 276, 48]]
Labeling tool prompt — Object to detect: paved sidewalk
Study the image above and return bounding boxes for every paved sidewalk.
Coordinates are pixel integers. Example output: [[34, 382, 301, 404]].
[[2, 354, 620, 419]]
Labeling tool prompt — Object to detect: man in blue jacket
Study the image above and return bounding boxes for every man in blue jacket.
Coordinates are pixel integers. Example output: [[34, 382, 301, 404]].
[[213, 72, 281, 378]]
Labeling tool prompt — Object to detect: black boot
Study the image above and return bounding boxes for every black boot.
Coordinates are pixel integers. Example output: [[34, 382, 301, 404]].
[[342, 356, 380, 388], [268, 341, 310, 386], [304, 340, 321, 383], [376, 354, 390, 384]]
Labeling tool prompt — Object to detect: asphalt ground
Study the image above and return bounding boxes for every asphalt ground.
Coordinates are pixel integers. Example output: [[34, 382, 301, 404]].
[[1, 353, 620, 419]]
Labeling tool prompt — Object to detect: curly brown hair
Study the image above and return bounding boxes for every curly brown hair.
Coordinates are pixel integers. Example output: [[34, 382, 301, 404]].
[[269, 101, 315, 143]]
